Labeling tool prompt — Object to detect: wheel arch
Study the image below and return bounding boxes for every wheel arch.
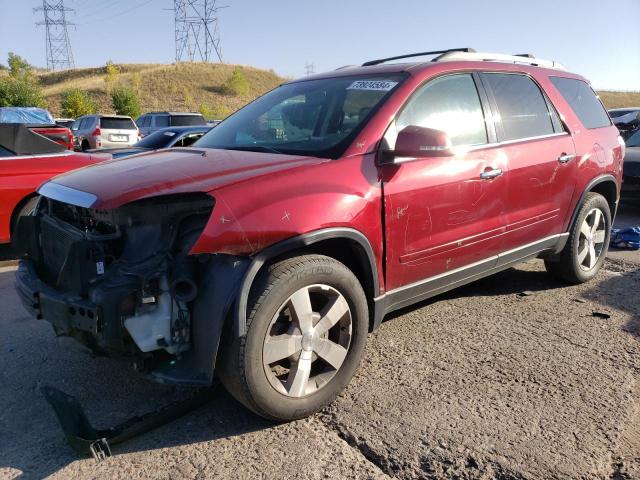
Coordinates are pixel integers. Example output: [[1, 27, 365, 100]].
[[567, 174, 619, 232], [233, 228, 380, 337], [9, 193, 39, 238]]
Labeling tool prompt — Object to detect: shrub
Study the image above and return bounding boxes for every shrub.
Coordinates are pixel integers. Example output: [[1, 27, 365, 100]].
[[201, 103, 232, 120], [61, 88, 96, 118], [0, 75, 45, 107], [111, 86, 140, 118], [225, 68, 249, 96]]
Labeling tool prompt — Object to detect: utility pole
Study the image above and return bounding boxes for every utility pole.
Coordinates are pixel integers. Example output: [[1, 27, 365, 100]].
[[305, 62, 315, 76], [34, 0, 75, 71], [174, 0, 225, 63]]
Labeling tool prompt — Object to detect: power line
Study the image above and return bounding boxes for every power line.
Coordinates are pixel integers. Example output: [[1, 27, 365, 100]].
[[34, 1, 75, 71], [174, 0, 226, 63]]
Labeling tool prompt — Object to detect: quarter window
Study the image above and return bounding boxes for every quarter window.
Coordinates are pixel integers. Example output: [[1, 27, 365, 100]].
[[483, 73, 556, 141], [550, 77, 611, 129], [396, 73, 488, 147]]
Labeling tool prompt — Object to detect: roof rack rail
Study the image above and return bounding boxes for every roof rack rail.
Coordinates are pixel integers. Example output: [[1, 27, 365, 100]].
[[433, 51, 566, 70], [362, 48, 476, 66]]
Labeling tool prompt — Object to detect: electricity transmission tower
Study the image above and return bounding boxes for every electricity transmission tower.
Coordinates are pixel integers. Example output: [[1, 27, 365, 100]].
[[174, 0, 225, 63], [34, 0, 75, 71], [304, 62, 315, 75]]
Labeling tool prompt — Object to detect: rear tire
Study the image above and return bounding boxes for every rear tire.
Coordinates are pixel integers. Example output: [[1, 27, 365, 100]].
[[217, 254, 368, 421], [81, 139, 89, 151], [545, 192, 611, 284]]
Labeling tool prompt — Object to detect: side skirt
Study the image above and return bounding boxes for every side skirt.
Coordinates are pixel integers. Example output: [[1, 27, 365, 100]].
[[372, 233, 568, 329]]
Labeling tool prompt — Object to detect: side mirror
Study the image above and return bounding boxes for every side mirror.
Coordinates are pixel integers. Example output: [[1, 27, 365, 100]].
[[393, 126, 453, 160]]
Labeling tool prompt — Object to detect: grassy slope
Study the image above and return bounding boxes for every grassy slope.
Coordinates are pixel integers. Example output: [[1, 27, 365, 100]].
[[37, 63, 285, 118], [31, 62, 640, 117]]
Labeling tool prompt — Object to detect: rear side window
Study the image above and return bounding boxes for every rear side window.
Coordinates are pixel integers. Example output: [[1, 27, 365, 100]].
[[155, 115, 169, 127], [550, 77, 611, 129], [100, 117, 136, 130], [170, 114, 206, 126], [138, 116, 150, 127], [483, 73, 555, 142], [396, 73, 488, 147], [79, 117, 92, 130]]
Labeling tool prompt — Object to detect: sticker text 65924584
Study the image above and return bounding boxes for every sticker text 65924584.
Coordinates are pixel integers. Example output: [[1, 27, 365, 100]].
[[346, 80, 398, 91]]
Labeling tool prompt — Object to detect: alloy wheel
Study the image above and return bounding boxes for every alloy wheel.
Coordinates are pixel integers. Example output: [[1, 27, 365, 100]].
[[577, 207, 606, 271], [262, 284, 352, 398]]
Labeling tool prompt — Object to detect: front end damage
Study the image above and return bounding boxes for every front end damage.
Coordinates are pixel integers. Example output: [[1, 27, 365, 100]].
[[15, 192, 250, 384], [14, 191, 252, 458]]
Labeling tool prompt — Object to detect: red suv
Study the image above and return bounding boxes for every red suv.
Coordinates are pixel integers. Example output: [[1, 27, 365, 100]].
[[15, 49, 623, 422]]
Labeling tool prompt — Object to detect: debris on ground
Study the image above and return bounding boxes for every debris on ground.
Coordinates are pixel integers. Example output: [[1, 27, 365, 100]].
[[610, 227, 640, 250]]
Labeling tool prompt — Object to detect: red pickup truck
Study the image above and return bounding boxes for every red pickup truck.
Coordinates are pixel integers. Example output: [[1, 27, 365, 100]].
[[0, 107, 74, 150]]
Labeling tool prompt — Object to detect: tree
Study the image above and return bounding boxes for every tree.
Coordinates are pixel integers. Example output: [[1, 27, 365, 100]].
[[61, 88, 96, 118], [104, 60, 120, 92], [225, 68, 249, 96], [0, 53, 45, 107], [7, 52, 32, 78], [111, 86, 140, 118]]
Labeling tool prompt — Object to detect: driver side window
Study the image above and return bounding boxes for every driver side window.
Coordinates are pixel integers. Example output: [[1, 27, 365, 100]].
[[393, 73, 488, 148]]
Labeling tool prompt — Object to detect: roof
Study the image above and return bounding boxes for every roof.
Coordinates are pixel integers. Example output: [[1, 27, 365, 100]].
[[0, 124, 66, 155], [292, 49, 575, 84], [152, 125, 211, 133], [142, 112, 204, 116]]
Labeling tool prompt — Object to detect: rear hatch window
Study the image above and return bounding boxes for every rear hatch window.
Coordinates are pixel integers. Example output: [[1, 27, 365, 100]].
[[100, 117, 136, 130], [170, 115, 206, 126]]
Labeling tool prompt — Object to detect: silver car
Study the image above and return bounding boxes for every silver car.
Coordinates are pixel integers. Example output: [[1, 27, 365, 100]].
[[72, 114, 139, 151]]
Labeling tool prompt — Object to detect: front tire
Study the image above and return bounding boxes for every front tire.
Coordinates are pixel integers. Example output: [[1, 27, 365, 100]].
[[217, 254, 369, 421], [545, 192, 611, 283]]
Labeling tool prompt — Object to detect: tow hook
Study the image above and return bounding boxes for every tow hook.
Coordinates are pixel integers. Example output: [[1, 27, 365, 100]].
[[41, 384, 217, 461]]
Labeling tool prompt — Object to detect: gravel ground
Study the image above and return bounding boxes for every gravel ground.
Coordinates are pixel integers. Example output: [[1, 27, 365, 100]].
[[1, 213, 639, 478]]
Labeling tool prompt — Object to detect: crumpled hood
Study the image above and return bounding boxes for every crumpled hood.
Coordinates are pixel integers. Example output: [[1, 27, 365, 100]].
[[40, 148, 325, 209]]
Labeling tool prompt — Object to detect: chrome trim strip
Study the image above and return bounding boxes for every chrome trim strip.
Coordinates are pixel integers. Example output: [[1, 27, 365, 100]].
[[0, 151, 74, 162], [38, 182, 98, 208]]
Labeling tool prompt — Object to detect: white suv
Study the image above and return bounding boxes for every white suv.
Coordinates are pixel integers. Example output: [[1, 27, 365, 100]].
[[72, 115, 139, 151]]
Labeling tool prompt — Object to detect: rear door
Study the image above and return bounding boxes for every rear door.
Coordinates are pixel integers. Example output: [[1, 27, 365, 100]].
[[480, 72, 577, 251], [381, 73, 507, 290]]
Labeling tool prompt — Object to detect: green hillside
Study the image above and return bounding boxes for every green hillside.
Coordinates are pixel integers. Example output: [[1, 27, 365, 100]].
[[37, 62, 286, 119]]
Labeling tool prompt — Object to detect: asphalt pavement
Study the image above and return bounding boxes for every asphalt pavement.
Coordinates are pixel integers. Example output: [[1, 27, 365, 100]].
[[0, 203, 639, 479]]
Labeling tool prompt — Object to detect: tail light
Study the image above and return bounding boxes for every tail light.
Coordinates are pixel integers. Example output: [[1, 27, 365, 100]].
[[92, 127, 102, 138]]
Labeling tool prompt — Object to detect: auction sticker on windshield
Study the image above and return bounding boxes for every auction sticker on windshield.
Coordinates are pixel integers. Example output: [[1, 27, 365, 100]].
[[346, 80, 398, 91]]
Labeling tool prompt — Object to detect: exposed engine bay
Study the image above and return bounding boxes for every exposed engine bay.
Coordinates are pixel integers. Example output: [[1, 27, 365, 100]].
[[13, 193, 247, 381]]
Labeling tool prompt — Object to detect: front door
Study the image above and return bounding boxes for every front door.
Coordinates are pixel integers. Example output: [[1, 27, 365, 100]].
[[381, 73, 507, 291]]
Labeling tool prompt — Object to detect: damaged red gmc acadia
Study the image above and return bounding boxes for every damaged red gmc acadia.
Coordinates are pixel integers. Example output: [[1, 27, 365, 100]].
[[15, 49, 623, 422]]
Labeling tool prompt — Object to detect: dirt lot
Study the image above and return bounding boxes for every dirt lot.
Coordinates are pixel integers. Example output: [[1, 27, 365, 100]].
[[1, 204, 639, 480]]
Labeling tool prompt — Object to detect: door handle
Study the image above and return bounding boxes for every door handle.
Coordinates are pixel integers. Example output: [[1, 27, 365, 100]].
[[558, 153, 575, 163], [479, 168, 503, 179]]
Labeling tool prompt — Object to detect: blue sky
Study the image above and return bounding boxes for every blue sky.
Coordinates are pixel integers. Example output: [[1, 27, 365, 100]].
[[1, 0, 638, 90]]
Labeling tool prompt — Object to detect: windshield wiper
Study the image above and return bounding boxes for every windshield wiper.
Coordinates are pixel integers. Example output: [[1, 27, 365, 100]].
[[224, 145, 285, 155]]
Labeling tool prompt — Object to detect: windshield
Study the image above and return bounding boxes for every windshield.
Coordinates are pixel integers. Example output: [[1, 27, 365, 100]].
[[626, 129, 640, 147], [135, 129, 180, 149], [610, 109, 637, 118], [195, 74, 405, 158]]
